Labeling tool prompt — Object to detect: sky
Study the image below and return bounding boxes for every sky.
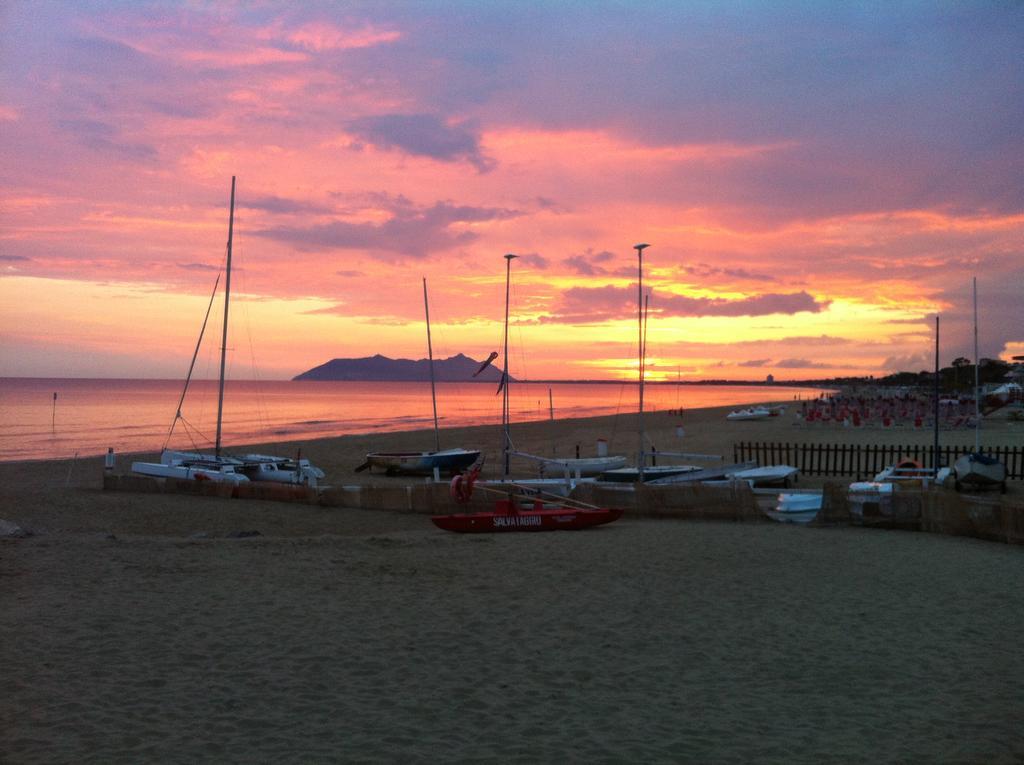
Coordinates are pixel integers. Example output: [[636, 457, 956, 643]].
[[1, 0, 1022, 382]]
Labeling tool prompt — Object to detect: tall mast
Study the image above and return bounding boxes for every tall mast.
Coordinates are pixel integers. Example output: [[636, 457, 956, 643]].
[[502, 253, 517, 476], [215, 175, 235, 458], [423, 277, 440, 452], [634, 242, 650, 480], [933, 315, 940, 474], [973, 277, 980, 452]]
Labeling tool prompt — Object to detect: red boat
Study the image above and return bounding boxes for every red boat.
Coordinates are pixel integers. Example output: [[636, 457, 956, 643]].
[[433, 407, 623, 533], [432, 498, 623, 533]]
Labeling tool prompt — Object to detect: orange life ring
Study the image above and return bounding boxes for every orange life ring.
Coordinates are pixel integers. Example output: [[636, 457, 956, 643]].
[[449, 466, 479, 503]]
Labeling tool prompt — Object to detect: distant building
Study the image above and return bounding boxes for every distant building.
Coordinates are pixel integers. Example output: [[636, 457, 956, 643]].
[[766, 374, 775, 384]]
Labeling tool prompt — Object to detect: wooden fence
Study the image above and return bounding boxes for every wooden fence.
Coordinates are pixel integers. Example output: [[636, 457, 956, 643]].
[[733, 441, 1024, 480]]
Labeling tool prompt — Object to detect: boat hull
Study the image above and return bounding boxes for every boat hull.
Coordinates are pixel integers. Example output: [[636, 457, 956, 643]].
[[765, 492, 822, 524], [365, 448, 481, 476], [538, 455, 628, 477], [954, 453, 1007, 491], [598, 465, 701, 483], [731, 465, 799, 487], [432, 505, 623, 533], [131, 460, 250, 484]]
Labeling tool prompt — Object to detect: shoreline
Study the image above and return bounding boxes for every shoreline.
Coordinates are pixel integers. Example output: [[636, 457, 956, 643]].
[[3, 399, 1020, 496]]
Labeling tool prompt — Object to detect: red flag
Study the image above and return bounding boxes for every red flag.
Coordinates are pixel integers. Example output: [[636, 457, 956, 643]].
[[473, 351, 499, 377]]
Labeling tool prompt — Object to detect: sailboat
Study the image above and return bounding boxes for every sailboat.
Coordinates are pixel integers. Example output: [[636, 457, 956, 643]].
[[131, 177, 325, 487], [431, 253, 624, 533], [511, 365, 626, 478], [358, 278, 481, 476], [954, 278, 1007, 492], [598, 243, 703, 482]]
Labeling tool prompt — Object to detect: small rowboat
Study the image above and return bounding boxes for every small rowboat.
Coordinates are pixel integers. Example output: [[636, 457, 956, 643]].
[[432, 499, 623, 533]]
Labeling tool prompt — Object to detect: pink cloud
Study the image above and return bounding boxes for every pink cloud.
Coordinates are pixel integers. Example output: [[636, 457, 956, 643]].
[[543, 285, 828, 323], [284, 22, 401, 51]]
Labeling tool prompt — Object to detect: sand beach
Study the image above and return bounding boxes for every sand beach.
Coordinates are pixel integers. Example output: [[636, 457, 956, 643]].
[[2, 402, 1023, 763]]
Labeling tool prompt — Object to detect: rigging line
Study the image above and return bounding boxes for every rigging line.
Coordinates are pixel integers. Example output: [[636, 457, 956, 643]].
[[609, 380, 627, 446], [178, 415, 213, 454], [163, 273, 222, 450]]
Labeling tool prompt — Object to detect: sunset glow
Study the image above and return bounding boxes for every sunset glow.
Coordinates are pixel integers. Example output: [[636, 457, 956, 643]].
[[2, 2, 1021, 381]]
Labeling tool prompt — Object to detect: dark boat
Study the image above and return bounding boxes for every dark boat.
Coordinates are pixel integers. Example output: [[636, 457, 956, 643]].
[[358, 447, 481, 476]]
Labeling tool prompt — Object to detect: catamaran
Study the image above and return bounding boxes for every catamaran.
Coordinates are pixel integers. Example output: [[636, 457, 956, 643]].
[[595, 243, 709, 483], [131, 177, 325, 487]]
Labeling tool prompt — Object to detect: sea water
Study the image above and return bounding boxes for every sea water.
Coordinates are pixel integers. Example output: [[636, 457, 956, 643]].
[[0, 378, 830, 462]]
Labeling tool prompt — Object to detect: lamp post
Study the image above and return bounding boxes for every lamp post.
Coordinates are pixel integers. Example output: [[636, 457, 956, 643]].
[[502, 253, 518, 476], [635, 242, 650, 481]]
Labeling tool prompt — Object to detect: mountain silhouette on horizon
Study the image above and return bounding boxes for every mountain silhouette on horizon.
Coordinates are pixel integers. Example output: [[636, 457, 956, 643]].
[[292, 353, 511, 382]]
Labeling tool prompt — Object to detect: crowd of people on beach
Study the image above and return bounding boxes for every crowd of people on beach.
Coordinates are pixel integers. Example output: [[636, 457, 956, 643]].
[[795, 392, 979, 429]]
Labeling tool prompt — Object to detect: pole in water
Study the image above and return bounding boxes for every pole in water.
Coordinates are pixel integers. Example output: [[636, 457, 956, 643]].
[[52, 392, 57, 430]]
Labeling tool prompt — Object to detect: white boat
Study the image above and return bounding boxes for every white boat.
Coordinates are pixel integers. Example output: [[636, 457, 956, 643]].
[[641, 461, 757, 485], [728, 464, 799, 487], [726, 407, 772, 421], [362, 279, 480, 476], [130, 456, 249, 484], [765, 492, 822, 524], [522, 453, 628, 478], [131, 178, 324, 487], [475, 476, 592, 499]]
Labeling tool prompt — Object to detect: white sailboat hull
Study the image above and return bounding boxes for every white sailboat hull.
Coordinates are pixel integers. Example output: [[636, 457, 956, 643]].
[[537, 455, 628, 477], [730, 464, 799, 487], [131, 460, 249, 483]]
